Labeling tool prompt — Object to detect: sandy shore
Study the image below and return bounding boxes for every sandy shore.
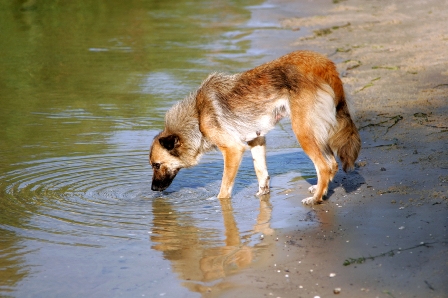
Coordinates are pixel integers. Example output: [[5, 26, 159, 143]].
[[215, 0, 448, 297]]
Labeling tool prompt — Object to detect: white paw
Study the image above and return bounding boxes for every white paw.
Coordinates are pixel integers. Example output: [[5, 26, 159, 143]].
[[256, 186, 270, 196], [256, 178, 270, 196], [301, 197, 315, 205], [308, 185, 317, 194]]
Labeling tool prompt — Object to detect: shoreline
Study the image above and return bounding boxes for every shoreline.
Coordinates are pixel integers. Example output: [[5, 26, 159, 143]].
[[216, 0, 448, 297]]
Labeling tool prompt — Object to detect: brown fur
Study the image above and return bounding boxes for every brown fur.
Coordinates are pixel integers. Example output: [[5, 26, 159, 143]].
[[149, 51, 361, 205]]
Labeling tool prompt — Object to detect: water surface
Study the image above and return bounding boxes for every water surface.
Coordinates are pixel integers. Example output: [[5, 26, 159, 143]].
[[0, 0, 317, 296]]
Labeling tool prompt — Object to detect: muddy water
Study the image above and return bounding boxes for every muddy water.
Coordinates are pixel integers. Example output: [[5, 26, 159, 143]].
[[0, 0, 319, 296]]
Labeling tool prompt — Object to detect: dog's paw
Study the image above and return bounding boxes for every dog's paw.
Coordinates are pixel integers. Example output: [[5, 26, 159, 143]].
[[308, 185, 317, 194], [301, 197, 316, 205], [256, 187, 270, 196]]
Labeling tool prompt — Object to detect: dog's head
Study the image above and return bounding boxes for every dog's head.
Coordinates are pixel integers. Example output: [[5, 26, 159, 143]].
[[149, 133, 185, 192]]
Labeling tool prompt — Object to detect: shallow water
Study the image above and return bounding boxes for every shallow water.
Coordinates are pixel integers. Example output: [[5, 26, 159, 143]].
[[0, 0, 318, 296]]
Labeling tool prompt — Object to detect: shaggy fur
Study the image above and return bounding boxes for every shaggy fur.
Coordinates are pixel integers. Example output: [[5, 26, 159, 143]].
[[149, 50, 361, 205]]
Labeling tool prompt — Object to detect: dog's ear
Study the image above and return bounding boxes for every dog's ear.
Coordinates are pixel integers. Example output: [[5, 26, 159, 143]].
[[159, 135, 180, 151]]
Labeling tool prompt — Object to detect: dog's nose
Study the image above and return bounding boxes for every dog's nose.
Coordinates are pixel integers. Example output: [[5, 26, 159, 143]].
[[151, 182, 168, 192], [151, 184, 162, 191], [151, 170, 178, 192]]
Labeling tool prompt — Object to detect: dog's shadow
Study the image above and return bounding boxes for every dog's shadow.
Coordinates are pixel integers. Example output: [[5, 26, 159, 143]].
[[306, 169, 366, 201]]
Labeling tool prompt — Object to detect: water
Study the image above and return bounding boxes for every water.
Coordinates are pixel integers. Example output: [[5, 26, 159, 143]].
[[0, 0, 319, 296]]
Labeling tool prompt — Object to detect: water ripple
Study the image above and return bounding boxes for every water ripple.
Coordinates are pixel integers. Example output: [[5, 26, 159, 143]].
[[0, 151, 154, 246], [0, 146, 314, 252]]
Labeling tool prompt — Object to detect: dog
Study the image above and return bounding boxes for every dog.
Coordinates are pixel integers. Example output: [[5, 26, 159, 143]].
[[149, 51, 361, 205]]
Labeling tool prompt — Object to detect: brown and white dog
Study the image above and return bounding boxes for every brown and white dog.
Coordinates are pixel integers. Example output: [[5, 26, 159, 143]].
[[149, 51, 361, 205]]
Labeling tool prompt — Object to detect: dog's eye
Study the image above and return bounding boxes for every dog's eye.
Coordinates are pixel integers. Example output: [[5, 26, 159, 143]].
[[152, 163, 161, 170]]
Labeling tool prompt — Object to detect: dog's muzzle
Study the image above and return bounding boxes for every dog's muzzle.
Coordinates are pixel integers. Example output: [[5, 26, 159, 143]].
[[151, 181, 170, 191], [151, 169, 179, 192]]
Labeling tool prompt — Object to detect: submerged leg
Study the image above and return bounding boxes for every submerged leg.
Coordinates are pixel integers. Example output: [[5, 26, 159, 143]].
[[217, 145, 245, 198]]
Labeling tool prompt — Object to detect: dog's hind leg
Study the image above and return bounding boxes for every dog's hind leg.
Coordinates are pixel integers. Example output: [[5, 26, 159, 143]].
[[297, 135, 333, 205], [290, 86, 337, 205], [217, 144, 245, 199], [308, 153, 337, 194], [248, 137, 270, 196]]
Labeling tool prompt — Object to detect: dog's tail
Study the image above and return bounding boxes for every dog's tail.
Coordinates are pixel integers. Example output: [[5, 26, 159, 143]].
[[329, 97, 361, 172]]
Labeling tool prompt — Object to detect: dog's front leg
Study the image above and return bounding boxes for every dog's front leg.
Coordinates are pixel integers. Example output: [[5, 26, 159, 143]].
[[217, 145, 245, 198], [248, 137, 270, 196]]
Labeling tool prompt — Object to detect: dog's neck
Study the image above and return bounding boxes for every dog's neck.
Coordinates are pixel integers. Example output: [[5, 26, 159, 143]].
[[164, 94, 215, 167]]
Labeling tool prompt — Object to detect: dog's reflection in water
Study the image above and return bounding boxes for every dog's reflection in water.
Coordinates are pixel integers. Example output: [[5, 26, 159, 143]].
[[150, 195, 273, 294]]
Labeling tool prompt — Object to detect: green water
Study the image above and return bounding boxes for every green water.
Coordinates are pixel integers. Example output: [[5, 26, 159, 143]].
[[0, 0, 318, 296], [0, 0, 261, 164]]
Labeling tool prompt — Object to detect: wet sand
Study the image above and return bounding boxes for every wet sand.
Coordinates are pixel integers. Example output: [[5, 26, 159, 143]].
[[215, 0, 448, 297]]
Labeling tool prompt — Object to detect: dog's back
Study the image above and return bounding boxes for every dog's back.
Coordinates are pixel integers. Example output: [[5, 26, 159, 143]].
[[197, 51, 360, 168]]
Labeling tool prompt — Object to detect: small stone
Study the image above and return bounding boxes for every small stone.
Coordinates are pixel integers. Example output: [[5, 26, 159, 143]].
[[329, 273, 336, 277], [334, 287, 341, 294], [380, 167, 386, 171], [355, 161, 367, 167]]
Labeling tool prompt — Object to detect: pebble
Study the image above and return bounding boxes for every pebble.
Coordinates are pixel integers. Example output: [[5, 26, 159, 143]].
[[356, 161, 367, 167], [334, 287, 341, 294], [329, 273, 336, 277]]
